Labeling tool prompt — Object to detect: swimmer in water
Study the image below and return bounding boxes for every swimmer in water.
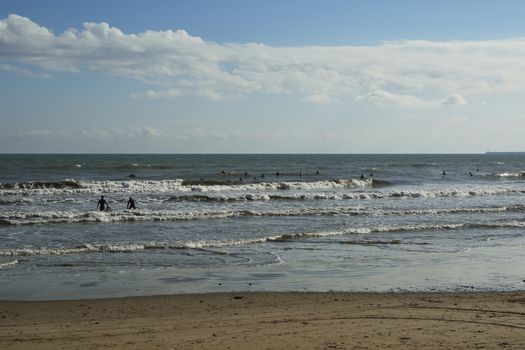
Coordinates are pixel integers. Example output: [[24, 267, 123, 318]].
[[127, 197, 136, 210], [97, 195, 108, 211]]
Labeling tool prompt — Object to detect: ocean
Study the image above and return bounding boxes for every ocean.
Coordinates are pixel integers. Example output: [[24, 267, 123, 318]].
[[1, 154, 525, 300]]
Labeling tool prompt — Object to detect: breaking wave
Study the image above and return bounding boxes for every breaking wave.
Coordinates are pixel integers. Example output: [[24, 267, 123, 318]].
[[0, 259, 18, 269], [0, 178, 374, 195], [0, 205, 521, 226], [166, 187, 525, 202], [1, 179, 525, 205], [2, 220, 525, 257], [492, 172, 525, 178], [0, 180, 81, 190]]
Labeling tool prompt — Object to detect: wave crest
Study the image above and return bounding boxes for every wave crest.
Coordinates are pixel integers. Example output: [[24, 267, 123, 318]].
[[3, 220, 525, 257]]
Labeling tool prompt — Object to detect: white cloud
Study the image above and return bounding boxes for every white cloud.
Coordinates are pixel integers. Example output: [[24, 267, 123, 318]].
[[0, 63, 51, 78], [438, 93, 467, 106], [6, 127, 164, 140], [131, 89, 182, 99], [1, 14, 524, 105], [302, 94, 337, 104], [356, 90, 467, 107], [356, 90, 430, 107]]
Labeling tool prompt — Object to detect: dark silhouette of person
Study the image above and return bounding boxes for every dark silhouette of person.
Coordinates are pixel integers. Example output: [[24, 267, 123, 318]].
[[360, 173, 365, 179], [276, 171, 280, 176], [127, 197, 136, 210], [261, 173, 265, 178], [97, 196, 108, 211], [316, 170, 319, 175]]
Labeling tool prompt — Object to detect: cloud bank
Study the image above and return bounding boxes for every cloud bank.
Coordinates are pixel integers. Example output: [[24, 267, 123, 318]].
[[3, 14, 525, 105], [3, 127, 163, 140]]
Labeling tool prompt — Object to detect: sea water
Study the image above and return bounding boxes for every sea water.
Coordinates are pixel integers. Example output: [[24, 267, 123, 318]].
[[1, 154, 525, 300]]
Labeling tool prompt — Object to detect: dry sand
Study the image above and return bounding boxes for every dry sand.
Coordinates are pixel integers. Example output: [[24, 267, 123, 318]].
[[1, 292, 525, 349]]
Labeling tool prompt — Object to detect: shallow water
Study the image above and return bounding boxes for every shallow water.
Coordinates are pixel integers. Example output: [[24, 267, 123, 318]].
[[1, 154, 525, 299]]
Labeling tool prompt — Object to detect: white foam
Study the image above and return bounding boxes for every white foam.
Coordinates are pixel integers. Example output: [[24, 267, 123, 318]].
[[0, 259, 18, 269], [0, 209, 238, 225], [2, 220, 524, 257], [0, 178, 370, 196], [0, 205, 518, 226], [494, 172, 525, 178]]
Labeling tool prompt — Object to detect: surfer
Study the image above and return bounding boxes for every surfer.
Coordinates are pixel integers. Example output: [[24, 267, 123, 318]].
[[360, 174, 365, 179], [97, 195, 109, 211], [127, 197, 136, 210]]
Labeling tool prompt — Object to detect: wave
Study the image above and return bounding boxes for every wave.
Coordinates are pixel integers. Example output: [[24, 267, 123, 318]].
[[0, 179, 81, 190], [0, 259, 18, 269], [0, 209, 238, 225], [266, 221, 525, 242], [0, 205, 521, 226], [167, 187, 525, 202], [3, 219, 525, 258], [0, 178, 375, 195], [491, 172, 525, 178], [0, 240, 267, 257], [2, 177, 525, 203]]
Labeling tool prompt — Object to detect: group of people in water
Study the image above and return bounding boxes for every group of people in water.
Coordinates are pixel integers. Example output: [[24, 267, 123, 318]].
[[224, 170, 321, 182], [99, 166, 485, 211], [97, 196, 136, 212]]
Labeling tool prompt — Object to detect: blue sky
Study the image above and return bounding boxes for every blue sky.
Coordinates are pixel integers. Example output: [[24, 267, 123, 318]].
[[1, 0, 525, 153]]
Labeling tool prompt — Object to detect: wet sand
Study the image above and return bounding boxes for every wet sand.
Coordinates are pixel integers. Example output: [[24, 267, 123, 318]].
[[1, 292, 525, 349]]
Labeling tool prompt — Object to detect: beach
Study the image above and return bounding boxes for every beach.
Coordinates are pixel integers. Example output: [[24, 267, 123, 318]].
[[1, 291, 525, 349]]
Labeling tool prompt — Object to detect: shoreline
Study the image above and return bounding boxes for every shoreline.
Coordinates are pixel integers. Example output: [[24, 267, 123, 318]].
[[1, 291, 525, 349]]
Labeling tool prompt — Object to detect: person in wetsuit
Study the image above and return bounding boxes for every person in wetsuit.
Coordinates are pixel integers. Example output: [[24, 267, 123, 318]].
[[127, 197, 136, 210], [97, 196, 109, 211]]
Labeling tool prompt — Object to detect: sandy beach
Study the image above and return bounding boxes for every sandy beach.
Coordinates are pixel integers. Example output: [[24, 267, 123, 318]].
[[1, 292, 525, 349]]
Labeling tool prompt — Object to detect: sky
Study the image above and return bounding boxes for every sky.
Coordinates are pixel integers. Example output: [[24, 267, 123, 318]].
[[2, 0, 525, 153]]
